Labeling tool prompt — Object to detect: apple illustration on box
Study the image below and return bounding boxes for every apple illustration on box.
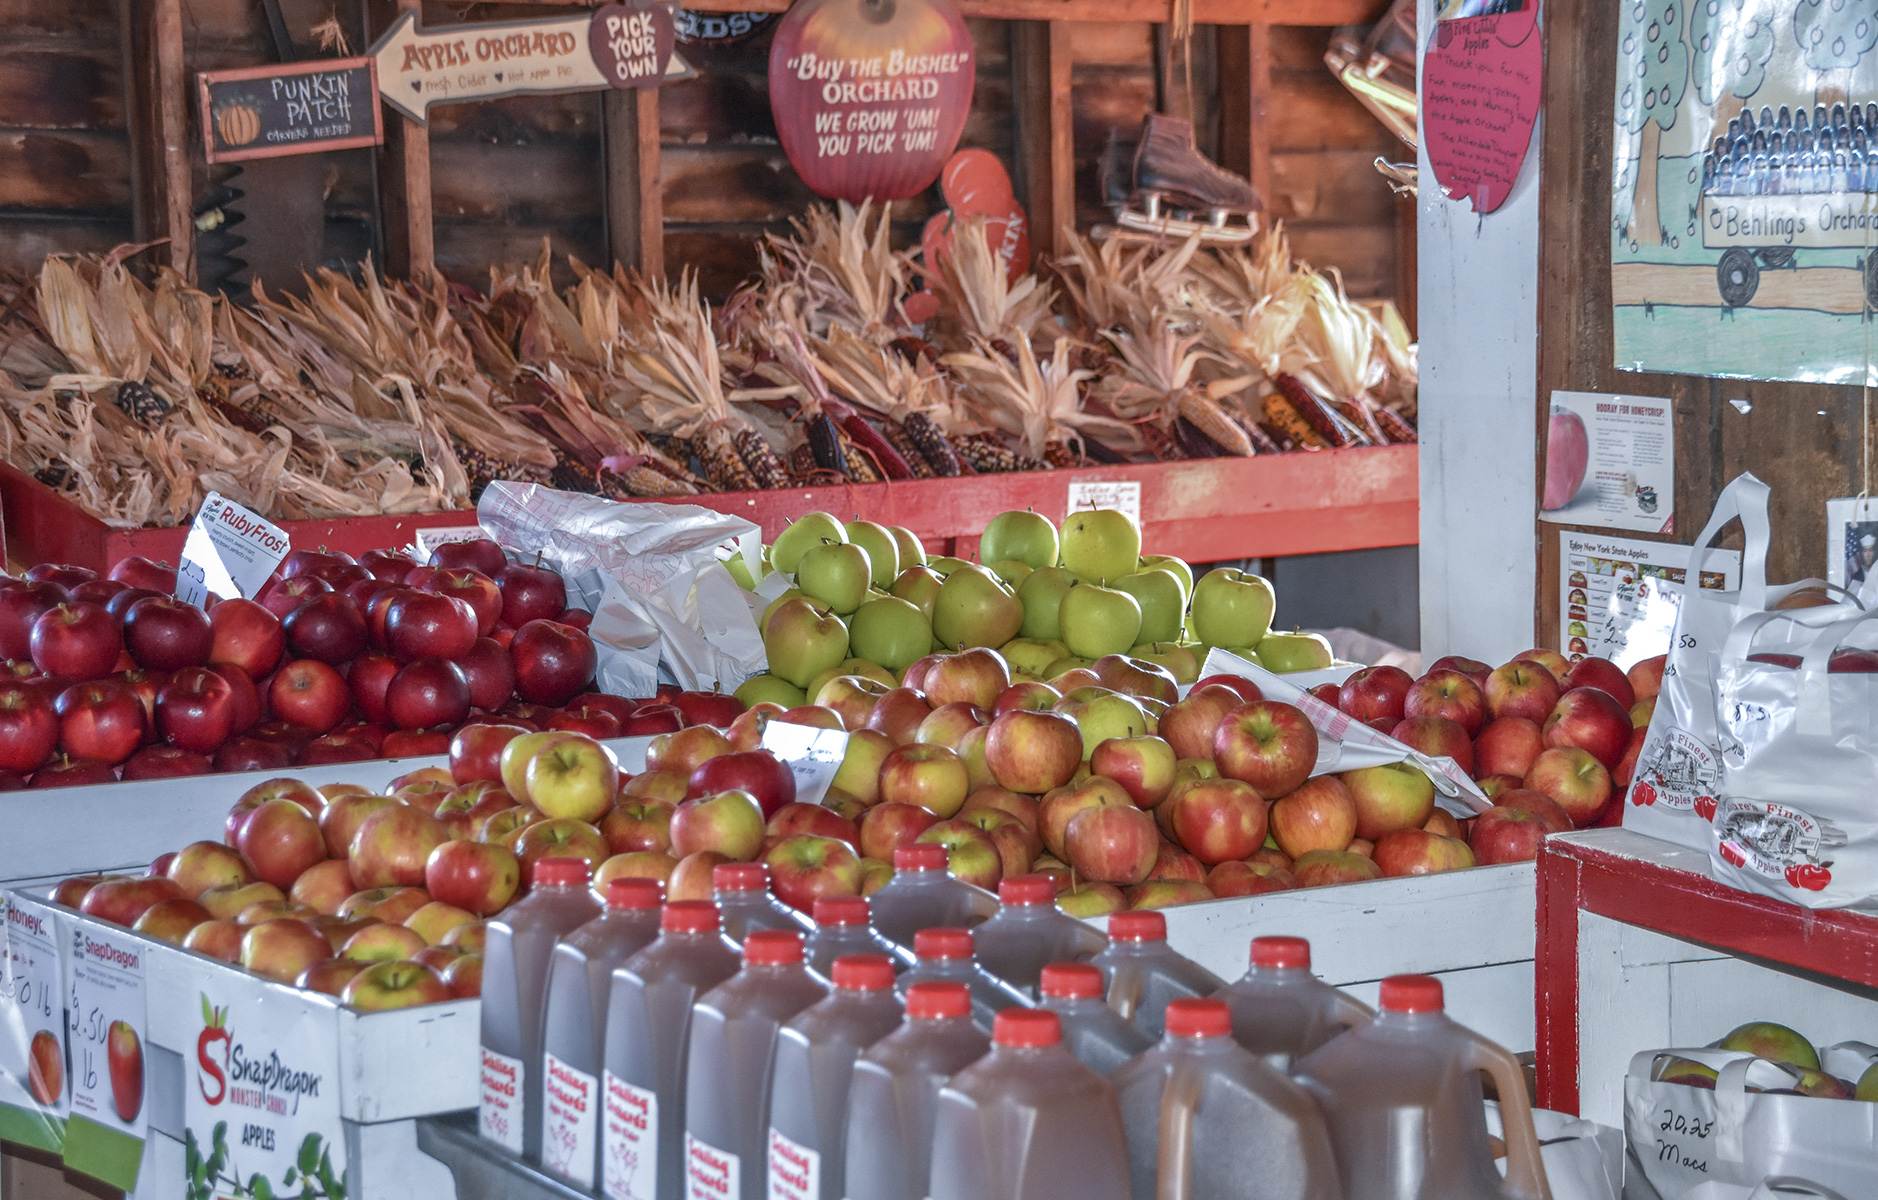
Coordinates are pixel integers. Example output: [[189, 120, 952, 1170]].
[[108, 1021, 143, 1122], [28, 1030, 63, 1104]]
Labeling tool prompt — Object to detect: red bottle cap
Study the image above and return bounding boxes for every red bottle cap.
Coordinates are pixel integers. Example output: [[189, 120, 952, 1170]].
[[994, 1008, 1062, 1047], [1109, 910, 1166, 941], [1039, 962, 1103, 1000], [998, 875, 1054, 906], [1164, 998, 1231, 1038], [531, 858, 590, 887], [1250, 936, 1311, 969], [905, 981, 971, 1019], [831, 954, 897, 991], [661, 900, 720, 933], [604, 878, 662, 910], [813, 896, 869, 926], [713, 863, 768, 892], [1379, 974, 1444, 1013], [743, 929, 804, 966], [894, 843, 949, 871], [914, 927, 973, 960]]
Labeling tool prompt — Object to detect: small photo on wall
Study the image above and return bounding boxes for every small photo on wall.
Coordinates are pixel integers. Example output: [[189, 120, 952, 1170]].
[[1826, 497, 1878, 589]]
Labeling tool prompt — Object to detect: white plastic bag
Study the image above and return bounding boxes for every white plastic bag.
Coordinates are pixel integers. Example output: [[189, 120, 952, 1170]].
[[476, 483, 766, 693], [1487, 1103, 1622, 1200], [1675, 1181, 1852, 1200], [1708, 609, 1878, 908], [1623, 1048, 1878, 1200]]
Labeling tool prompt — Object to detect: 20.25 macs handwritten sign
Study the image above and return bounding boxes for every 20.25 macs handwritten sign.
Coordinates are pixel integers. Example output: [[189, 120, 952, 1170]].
[[197, 58, 382, 165]]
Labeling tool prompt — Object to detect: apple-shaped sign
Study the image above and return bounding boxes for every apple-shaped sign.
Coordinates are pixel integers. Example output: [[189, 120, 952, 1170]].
[[1422, 8, 1541, 214], [768, 0, 975, 201], [590, 2, 677, 90]]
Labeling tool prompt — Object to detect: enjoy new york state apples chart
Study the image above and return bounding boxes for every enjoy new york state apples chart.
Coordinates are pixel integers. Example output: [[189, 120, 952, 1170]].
[[1612, 0, 1878, 383]]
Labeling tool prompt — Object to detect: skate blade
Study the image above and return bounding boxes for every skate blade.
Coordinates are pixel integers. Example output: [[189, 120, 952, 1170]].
[[1115, 206, 1259, 244]]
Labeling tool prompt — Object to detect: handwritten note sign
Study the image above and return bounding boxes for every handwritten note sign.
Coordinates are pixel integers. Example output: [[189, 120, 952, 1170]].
[[198, 58, 382, 165], [1421, 6, 1542, 214]]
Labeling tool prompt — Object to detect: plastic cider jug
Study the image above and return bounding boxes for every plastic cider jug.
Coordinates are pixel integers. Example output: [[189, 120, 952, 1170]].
[[844, 983, 991, 1200], [1039, 962, 1152, 1073], [896, 927, 1028, 1031], [1111, 998, 1343, 1200], [928, 1008, 1132, 1200], [541, 878, 666, 1187], [868, 843, 999, 960], [767, 955, 905, 1200], [684, 929, 830, 1200], [1292, 975, 1551, 1200], [715, 862, 813, 944], [1213, 936, 1373, 1070], [1091, 910, 1226, 1038], [805, 897, 901, 983], [481, 858, 605, 1159], [601, 901, 743, 1200], [971, 875, 1108, 999]]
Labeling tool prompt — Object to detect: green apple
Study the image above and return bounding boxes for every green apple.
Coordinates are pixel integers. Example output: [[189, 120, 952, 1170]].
[[1131, 642, 1200, 684], [932, 565, 1024, 650], [987, 559, 1033, 589], [928, 556, 971, 577], [889, 526, 927, 568], [808, 658, 899, 698], [1139, 555, 1193, 602], [771, 512, 846, 575], [845, 520, 901, 589], [1254, 631, 1334, 673], [1060, 509, 1142, 584], [735, 672, 808, 708], [1190, 568, 1276, 648], [849, 596, 934, 671], [891, 566, 944, 620], [1053, 690, 1152, 758], [1045, 655, 1095, 677], [1000, 637, 1069, 678], [1114, 569, 1185, 644], [1058, 582, 1143, 658], [1017, 566, 1081, 641], [797, 541, 872, 614], [760, 588, 806, 635], [724, 552, 760, 591], [762, 598, 850, 688], [981, 509, 1060, 571]]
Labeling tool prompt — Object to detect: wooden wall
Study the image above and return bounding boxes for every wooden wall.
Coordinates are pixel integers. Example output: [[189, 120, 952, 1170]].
[[0, 0, 1405, 308], [1536, 0, 1875, 645]]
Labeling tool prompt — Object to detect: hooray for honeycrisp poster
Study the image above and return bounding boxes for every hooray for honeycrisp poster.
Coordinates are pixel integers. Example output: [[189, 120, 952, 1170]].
[[1612, 0, 1878, 382]]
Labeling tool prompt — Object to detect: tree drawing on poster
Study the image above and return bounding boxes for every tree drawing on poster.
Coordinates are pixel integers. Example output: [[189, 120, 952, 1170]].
[[1611, 0, 1878, 384]]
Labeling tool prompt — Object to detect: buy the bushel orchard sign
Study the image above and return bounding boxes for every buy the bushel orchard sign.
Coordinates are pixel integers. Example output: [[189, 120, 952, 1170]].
[[768, 0, 975, 202]]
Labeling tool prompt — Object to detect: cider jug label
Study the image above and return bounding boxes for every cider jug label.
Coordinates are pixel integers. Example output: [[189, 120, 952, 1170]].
[[479, 1047, 525, 1154], [604, 1071, 659, 1200], [544, 1050, 600, 1187], [767, 1126, 821, 1200], [686, 1132, 741, 1200]]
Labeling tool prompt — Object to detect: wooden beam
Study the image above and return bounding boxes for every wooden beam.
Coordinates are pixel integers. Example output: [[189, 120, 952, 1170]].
[[603, 87, 664, 277], [501, 0, 1384, 25], [369, 0, 433, 279], [1012, 20, 1074, 261], [122, 0, 193, 280], [1216, 25, 1272, 213]]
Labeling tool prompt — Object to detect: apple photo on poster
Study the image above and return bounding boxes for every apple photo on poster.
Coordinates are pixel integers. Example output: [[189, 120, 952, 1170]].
[[1539, 390, 1673, 534]]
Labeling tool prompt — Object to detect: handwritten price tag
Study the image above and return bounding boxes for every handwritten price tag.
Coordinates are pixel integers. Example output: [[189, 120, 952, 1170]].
[[760, 721, 849, 806], [1067, 480, 1141, 528], [175, 492, 290, 607], [415, 525, 492, 558]]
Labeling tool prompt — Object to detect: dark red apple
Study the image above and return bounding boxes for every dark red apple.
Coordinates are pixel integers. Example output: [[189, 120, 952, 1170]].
[[0, 580, 66, 661], [56, 680, 146, 764], [283, 593, 368, 664], [69, 578, 129, 607], [385, 591, 477, 664], [429, 538, 508, 577], [555, 609, 592, 631], [297, 733, 379, 765], [547, 706, 623, 739], [495, 563, 567, 629], [687, 749, 796, 817], [1339, 666, 1414, 723], [269, 660, 350, 733], [312, 562, 369, 591], [360, 549, 417, 582], [281, 549, 353, 579], [386, 659, 471, 730], [382, 727, 454, 758], [257, 576, 330, 621], [511, 620, 596, 707], [458, 637, 516, 711], [26, 564, 95, 590], [209, 663, 262, 733], [1562, 656, 1636, 708], [155, 667, 236, 754], [343, 576, 398, 614], [121, 745, 213, 779], [30, 757, 116, 788], [109, 556, 179, 592], [123, 596, 213, 671], [347, 652, 400, 724], [624, 703, 684, 735], [114, 668, 167, 740], [450, 723, 528, 785], [0, 680, 58, 772], [365, 585, 417, 651], [31, 603, 122, 680], [105, 587, 165, 620], [208, 599, 285, 680], [215, 737, 295, 773], [674, 691, 745, 728]]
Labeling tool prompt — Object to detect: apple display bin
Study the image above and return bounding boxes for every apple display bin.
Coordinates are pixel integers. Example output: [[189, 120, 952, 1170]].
[[0, 735, 655, 890], [1535, 829, 1878, 1130], [0, 447, 1419, 574]]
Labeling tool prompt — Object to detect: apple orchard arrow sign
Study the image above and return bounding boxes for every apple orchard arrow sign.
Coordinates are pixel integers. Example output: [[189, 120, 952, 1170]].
[[370, 8, 691, 123]]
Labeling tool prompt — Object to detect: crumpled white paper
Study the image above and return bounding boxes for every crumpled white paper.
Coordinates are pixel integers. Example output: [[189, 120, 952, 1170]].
[[477, 483, 766, 693]]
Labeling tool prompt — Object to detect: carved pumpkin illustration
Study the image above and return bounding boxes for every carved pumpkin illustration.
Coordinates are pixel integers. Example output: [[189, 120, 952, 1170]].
[[216, 102, 261, 148]]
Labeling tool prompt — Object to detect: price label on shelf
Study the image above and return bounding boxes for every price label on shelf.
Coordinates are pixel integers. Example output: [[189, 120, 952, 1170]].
[[0, 894, 70, 1153], [174, 492, 290, 607], [1066, 480, 1142, 528], [63, 923, 146, 1190]]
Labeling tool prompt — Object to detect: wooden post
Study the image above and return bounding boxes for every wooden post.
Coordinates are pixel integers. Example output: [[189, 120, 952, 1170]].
[[123, 0, 194, 280], [369, 0, 434, 280], [1216, 25, 1272, 212], [604, 88, 665, 277], [1011, 20, 1074, 261]]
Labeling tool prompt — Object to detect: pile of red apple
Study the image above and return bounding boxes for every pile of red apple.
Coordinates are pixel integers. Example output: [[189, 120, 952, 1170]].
[[1316, 646, 1663, 852], [0, 538, 721, 786]]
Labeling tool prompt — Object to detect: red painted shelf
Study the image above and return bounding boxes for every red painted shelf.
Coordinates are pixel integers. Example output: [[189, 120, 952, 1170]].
[[0, 445, 1418, 572]]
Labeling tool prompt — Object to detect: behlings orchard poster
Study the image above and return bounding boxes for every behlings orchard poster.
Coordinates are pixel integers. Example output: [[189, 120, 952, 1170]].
[[1612, 0, 1878, 382]]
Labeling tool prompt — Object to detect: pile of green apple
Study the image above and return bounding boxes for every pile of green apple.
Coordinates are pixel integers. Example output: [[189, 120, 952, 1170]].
[[731, 507, 1334, 708], [1654, 1020, 1878, 1101]]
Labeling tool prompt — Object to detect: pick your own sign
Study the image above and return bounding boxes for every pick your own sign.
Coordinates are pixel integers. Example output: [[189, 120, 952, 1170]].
[[198, 58, 383, 165]]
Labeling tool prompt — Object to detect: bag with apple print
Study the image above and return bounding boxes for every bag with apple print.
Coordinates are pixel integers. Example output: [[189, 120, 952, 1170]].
[[1623, 1049, 1878, 1200], [1625, 474, 1852, 853], [1704, 609, 1878, 909]]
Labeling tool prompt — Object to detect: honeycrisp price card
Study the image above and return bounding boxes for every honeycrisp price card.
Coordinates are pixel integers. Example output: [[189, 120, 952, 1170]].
[[0, 893, 68, 1153]]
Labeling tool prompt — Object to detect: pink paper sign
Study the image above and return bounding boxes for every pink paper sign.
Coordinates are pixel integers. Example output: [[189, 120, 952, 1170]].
[[1422, 5, 1543, 214]]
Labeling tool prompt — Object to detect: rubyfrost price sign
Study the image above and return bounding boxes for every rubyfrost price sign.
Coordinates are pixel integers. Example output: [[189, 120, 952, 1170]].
[[768, 0, 973, 202]]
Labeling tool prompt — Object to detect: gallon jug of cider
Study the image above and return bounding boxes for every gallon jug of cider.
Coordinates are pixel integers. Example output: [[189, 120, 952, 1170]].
[[971, 875, 1106, 999], [1038, 962, 1151, 1074], [714, 862, 812, 944], [804, 896, 899, 983], [1213, 936, 1372, 1071], [1089, 910, 1224, 1038], [868, 843, 998, 961], [844, 982, 990, 1200]]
